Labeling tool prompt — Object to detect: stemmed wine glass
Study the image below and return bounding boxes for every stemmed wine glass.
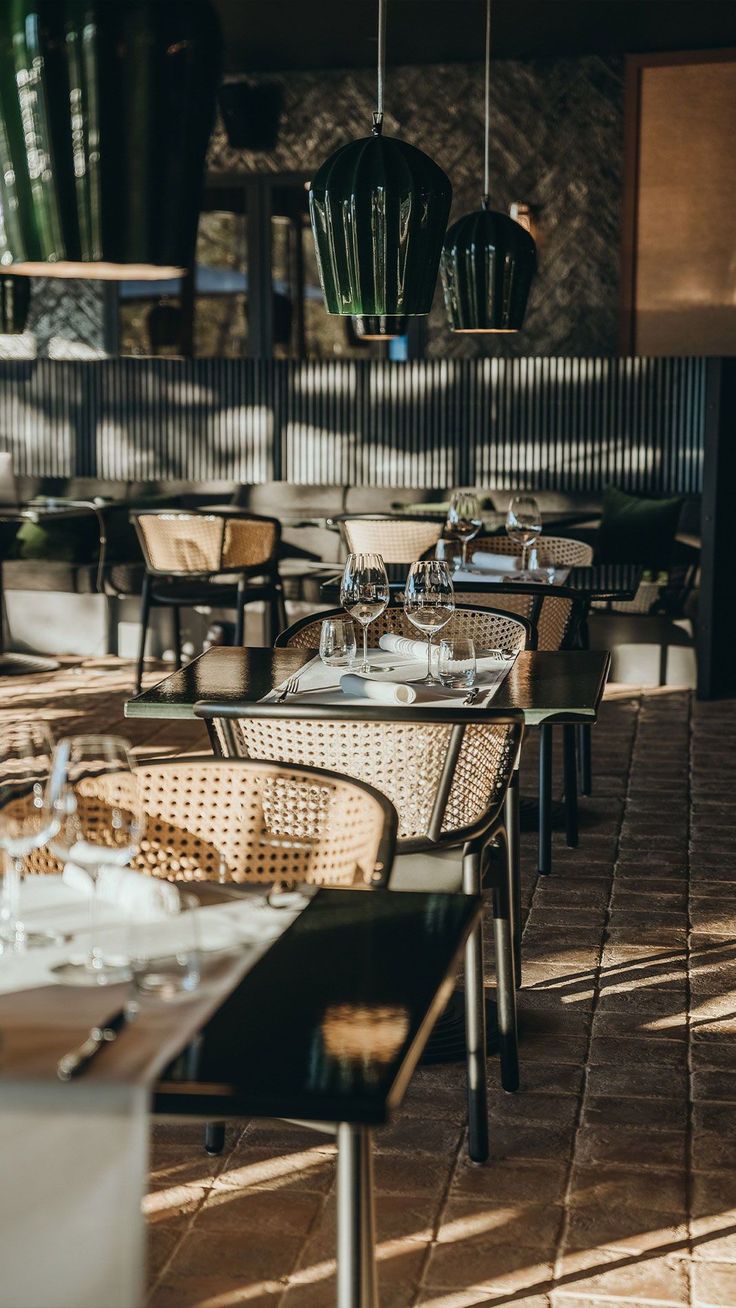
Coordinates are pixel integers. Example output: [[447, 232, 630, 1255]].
[[446, 491, 483, 570], [45, 734, 145, 985], [506, 494, 543, 575], [340, 553, 390, 675], [0, 721, 64, 950], [403, 560, 455, 683]]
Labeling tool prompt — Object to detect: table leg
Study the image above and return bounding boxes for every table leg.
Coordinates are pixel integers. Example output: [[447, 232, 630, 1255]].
[[578, 723, 592, 795], [563, 725, 579, 848], [505, 768, 522, 987], [337, 1123, 378, 1308], [538, 724, 553, 876], [463, 848, 489, 1164]]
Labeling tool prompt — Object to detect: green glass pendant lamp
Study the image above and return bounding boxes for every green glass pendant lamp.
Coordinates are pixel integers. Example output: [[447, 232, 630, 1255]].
[[0, 0, 221, 280], [441, 0, 536, 332], [309, 0, 452, 340]]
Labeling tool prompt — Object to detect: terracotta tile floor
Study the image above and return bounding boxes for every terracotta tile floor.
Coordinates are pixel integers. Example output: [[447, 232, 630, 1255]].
[[3, 658, 735, 1308]]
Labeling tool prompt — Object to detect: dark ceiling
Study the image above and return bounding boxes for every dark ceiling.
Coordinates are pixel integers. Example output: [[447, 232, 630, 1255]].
[[212, 0, 736, 73]]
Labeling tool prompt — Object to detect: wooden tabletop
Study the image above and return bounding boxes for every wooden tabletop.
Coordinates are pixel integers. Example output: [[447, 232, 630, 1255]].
[[320, 563, 643, 603], [153, 888, 479, 1126], [125, 646, 611, 727]]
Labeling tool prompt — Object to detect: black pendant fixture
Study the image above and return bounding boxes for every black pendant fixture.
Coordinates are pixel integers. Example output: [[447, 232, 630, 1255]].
[[0, 275, 30, 334], [309, 0, 451, 340], [441, 0, 536, 333], [0, 1, 221, 281]]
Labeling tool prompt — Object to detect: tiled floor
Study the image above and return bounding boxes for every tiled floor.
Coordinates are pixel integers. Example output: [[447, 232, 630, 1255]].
[[3, 658, 735, 1307]]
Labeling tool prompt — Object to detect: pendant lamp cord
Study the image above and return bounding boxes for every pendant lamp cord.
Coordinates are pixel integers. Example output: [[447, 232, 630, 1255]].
[[482, 0, 491, 206], [373, 0, 386, 133]]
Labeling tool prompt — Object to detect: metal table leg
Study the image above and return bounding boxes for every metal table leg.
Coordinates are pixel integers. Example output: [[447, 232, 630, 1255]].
[[505, 768, 522, 986], [538, 724, 553, 875], [563, 725, 579, 848], [337, 1123, 378, 1308]]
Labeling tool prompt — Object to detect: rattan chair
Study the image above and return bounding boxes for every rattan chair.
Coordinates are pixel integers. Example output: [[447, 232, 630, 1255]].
[[276, 602, 533, 656], [471, 533, 594, 569], [23, 755, 396, 889], [339, 515, 444, 562], [195, 695, 526, 1165], [132, 510, 287, 693]]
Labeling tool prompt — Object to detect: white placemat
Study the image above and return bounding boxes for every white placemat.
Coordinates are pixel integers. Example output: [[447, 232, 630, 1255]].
[[263, 650, 516, 709]]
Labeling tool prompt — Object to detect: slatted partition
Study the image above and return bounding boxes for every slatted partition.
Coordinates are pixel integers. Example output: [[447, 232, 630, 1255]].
[[0, 356, 706, 492]]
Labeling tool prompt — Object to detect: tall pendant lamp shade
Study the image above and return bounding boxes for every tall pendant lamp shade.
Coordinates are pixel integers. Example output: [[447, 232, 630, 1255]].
[[442, 204, 537, 332], [0, 0, 221, 280], [309, 0, 451, 337], [309, 133, 451, 324], [442, 0, 537, 333]]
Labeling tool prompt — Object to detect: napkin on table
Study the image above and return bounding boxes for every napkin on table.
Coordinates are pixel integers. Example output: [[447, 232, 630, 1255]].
[[378, 633, 431, 661], [63, 863, 181, 916], [340, 673, 455, 705]]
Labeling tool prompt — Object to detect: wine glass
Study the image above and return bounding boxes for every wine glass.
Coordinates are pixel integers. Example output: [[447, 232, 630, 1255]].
[[403, 560, 455, 683], [45, 735, 145, 985], [446, 491, 483, 570], [506, 494, 543, 574], [340, 553, 390, 675], [0, 721, 63, 950]]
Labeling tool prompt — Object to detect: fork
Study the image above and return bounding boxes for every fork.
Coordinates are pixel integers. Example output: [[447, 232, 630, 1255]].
[[275, 674, 302, 702]]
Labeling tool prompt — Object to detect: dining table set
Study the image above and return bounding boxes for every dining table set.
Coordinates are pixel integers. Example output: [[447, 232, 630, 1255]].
[[0, 490, 625, 1308]]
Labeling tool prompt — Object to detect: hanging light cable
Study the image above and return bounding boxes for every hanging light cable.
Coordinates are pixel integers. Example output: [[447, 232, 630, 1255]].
[[441, 0, 537, 333], [309, 0, 452, 341]]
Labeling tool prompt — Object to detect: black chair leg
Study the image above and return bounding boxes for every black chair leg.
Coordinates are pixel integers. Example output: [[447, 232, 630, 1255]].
[[578, 724, 592, 796], [563, 725, 579, 849], [493, 873, 520, 1093], [135, 574, 152, 694], [235, 577, 246, 648], [538, 723, 553, 875], [204, 1122, 226, 1156], [172, 605, 182, 669], [462, 848, 489, 1164], [504, 770, 522, 988]]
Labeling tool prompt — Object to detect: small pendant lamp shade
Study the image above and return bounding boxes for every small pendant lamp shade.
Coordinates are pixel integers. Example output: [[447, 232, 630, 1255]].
[[309, 131, 452, 322], [0, 0, 221, 280], [441, 205, 537, 332], [0, 276, 30, 334]]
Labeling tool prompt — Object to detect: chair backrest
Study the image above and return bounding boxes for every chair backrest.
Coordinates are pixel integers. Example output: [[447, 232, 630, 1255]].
[[340, 516, 443, 562], [197, 705, 524, 851], [277, 603, 531, 656], [473, 534, 593, 568], [453, 586, 577, 652], [21, 758, 397, 889], [132, 511, 279, 575]]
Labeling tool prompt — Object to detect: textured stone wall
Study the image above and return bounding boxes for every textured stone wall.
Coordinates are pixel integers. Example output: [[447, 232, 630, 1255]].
[[209, 56, 625, 356]]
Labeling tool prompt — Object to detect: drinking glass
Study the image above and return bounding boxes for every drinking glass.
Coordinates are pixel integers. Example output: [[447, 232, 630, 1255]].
[[340, 553, 390, 674], [435, 537, 462, 573], [129, 890, 200, 1001], [438, 637, 476, 689], [45, 734, 145, 985], [505, 494, 543, 573], [403, 560, 455, 683], [319, 617, 357, 668], [446, 491, 483, 569], [0, 721, 63, 950]]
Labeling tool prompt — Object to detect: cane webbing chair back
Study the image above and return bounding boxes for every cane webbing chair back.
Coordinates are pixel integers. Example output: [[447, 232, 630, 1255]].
[[133, 512, 279, 576], [203, 711, 522, 850], [473, 534, 593, 568], [592, 578, 662, 615], [341, 516, 443, 562], [453, 589, 574, 652], [277, 604, 530, 657], [20, 760, 395, 889]]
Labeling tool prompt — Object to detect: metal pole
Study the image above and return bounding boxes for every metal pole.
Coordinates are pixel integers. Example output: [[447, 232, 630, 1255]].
[[337, 1123, 377, 1308]]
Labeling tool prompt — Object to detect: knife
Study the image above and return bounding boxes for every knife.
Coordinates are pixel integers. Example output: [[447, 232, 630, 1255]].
[[57, 1007, 130, 1082]]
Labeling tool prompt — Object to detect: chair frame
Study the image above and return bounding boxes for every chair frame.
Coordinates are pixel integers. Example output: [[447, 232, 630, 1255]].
[[131, 509, 287, 694], [195, 697, 525, 1165], [276, 602, 535, 656]]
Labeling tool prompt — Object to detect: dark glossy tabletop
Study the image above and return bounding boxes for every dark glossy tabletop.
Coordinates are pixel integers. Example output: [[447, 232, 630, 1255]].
[[125, 646, 610, 726], [154, 888, 479, 1126], [320, 562, 642, 603]]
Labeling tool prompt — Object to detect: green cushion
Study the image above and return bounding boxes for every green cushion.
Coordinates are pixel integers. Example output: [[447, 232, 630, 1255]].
[[597, 487, 683, 567]]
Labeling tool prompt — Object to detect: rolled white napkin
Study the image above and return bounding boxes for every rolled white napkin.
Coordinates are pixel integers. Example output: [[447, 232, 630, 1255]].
[[378, 633, 429, 660], [340, 673, 456, 705], [62, 863, 181, 916]]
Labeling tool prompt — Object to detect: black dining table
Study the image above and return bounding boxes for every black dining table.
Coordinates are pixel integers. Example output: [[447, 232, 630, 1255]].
[[319, 561, 643, 604]]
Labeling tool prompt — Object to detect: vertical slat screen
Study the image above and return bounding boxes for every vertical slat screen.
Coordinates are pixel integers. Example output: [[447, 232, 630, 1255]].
[[0, 357, 706, 493]]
